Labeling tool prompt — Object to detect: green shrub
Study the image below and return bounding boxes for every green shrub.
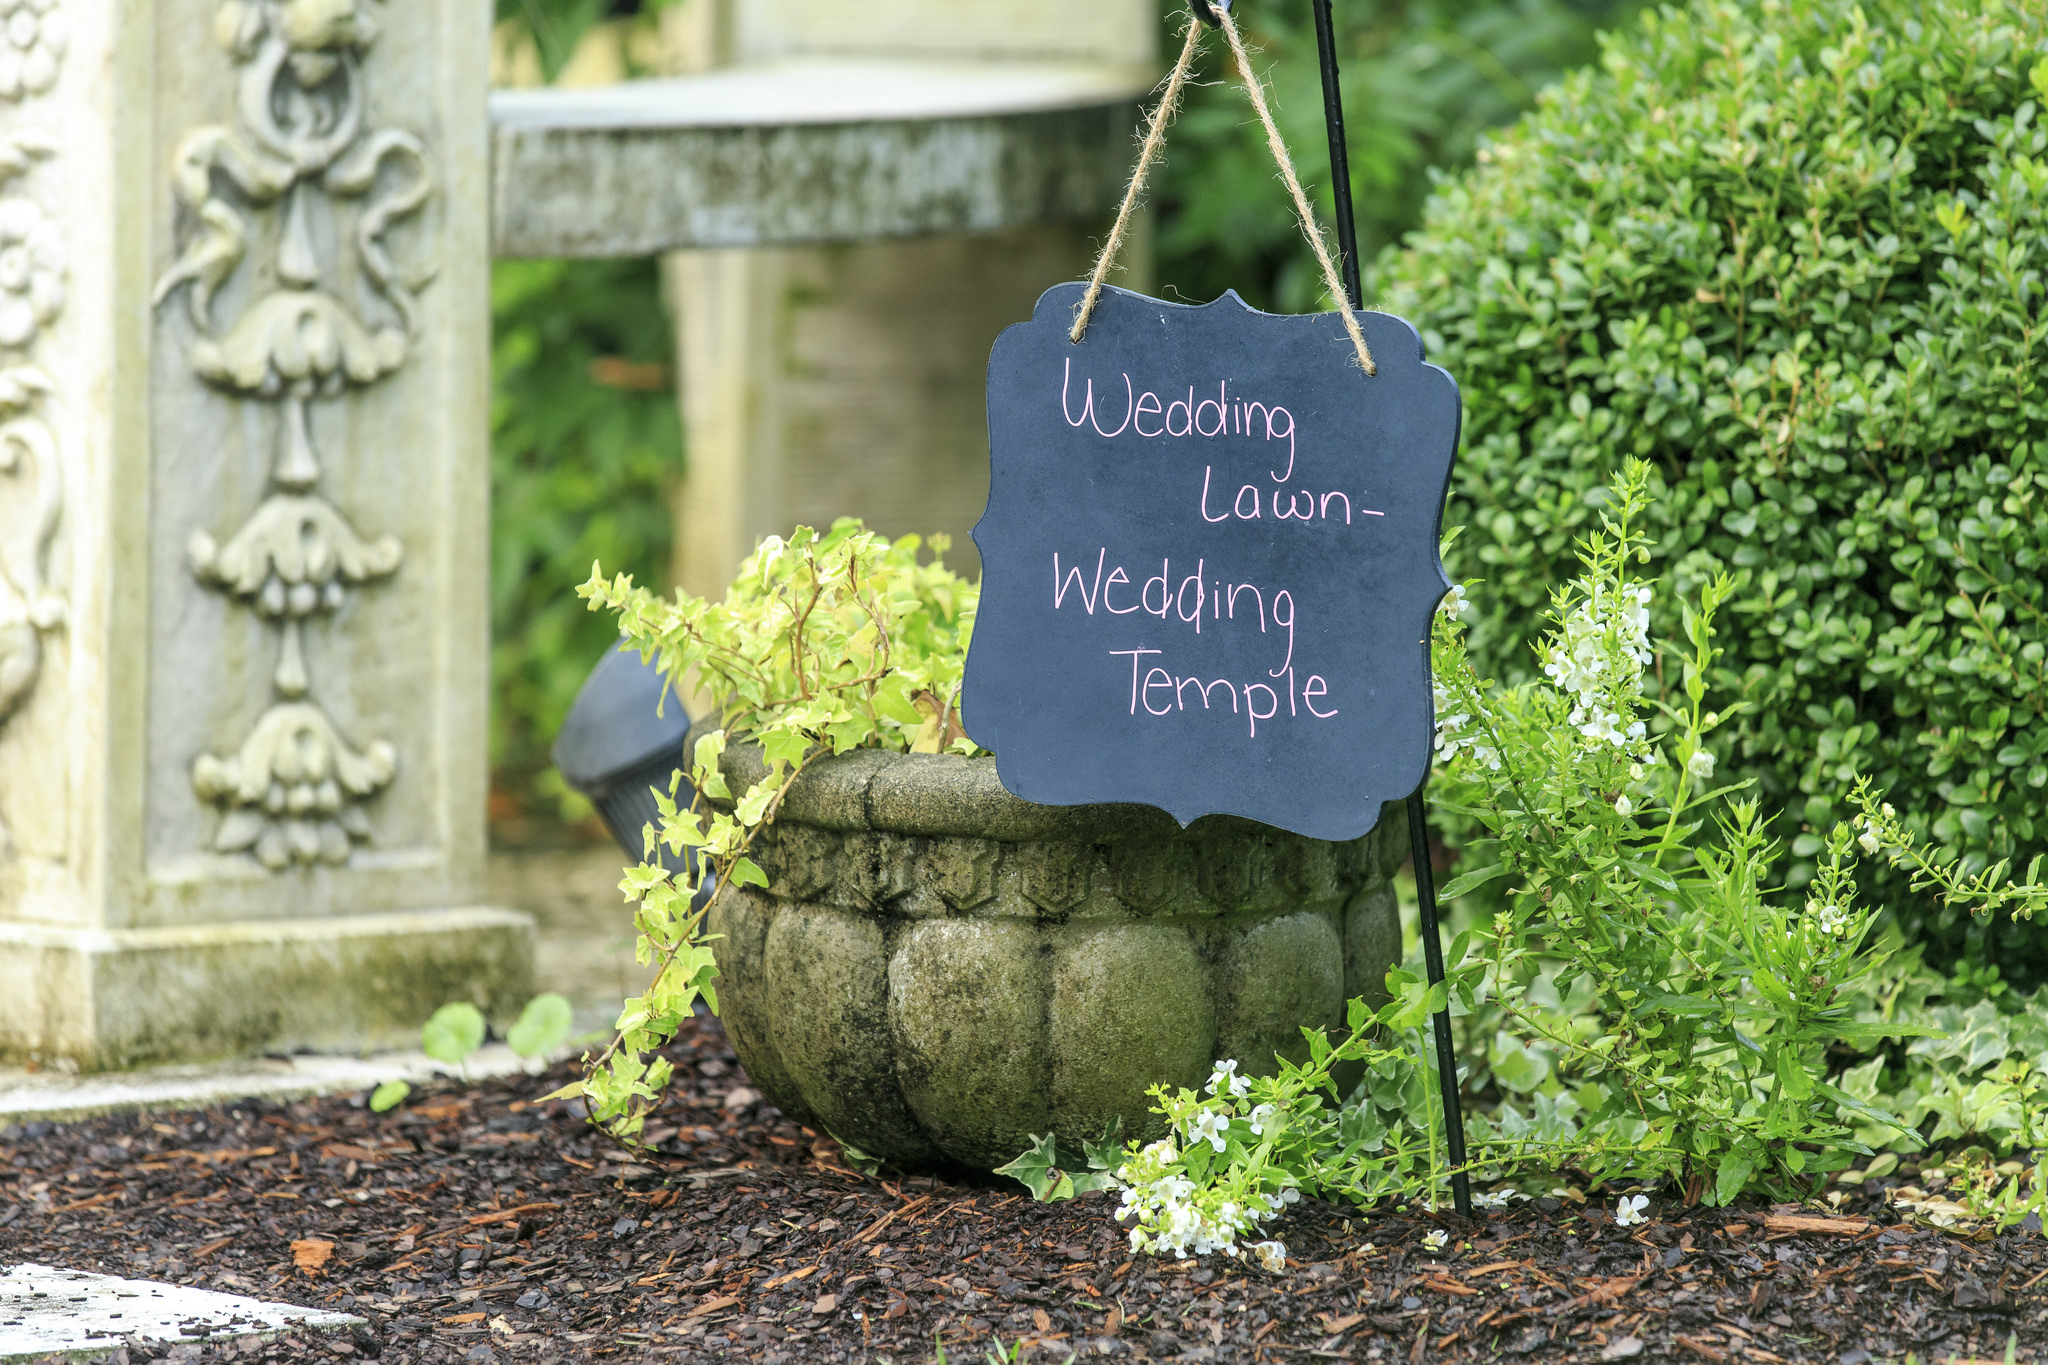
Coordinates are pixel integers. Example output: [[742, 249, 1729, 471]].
[[1372, 0, 2048, 975]]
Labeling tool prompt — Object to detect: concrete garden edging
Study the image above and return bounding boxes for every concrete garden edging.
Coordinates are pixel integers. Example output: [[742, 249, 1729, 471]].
[[695, 723, 1407, 1170]]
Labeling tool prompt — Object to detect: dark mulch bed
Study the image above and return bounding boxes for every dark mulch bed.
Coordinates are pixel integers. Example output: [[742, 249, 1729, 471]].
[[4, 1016, 2046, 1364]]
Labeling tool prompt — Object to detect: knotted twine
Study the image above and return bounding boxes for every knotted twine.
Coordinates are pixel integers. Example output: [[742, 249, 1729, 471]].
[[1067, 4, 1377, 376]]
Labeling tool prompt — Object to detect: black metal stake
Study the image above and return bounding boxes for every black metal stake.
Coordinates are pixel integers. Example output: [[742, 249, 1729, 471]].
[[1304, 0, 1474, 1221], [1406, 787, 1473, 1217]]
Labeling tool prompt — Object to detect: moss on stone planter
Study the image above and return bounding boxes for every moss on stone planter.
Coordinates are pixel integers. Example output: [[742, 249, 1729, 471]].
[[697, 723, 1405, 1170]]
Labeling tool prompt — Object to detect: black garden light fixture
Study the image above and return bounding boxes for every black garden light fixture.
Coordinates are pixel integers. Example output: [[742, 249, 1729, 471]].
[[552, 645, 698, 879]]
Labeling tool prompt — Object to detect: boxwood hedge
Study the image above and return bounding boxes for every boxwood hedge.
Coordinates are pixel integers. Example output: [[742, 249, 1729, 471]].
[[1373, 0, 2048, 970]]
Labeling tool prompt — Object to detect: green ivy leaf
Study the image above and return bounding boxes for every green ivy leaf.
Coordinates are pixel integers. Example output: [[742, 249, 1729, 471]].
[[826, 1128, 884, 1177], [995, 1133, 1076, 1203], [872, 675, 925, 726], [1081, 1115, 1125, 1173]]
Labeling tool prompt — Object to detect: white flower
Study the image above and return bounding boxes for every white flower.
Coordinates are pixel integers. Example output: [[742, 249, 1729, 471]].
[[1439, 584, 1471, 621], [1207, 1059, 1249, 1099], [1581, 710, 1625, 747], [1614, 794, 1633, 818], [0, 195, 62, 347], [1248, 1103, 1276, 1136], [1541, 581, 1655, 760], [1687, 748, 1715, 781], [1433, 682, 1502, 771], [1421, 1229, 1449, 1252], [1473, 1189, 1511, 1209], [1615, 1194, 1650, 1227], [1280, 1187, 1299, 1204], [1252, 1241, 1287, 1272], [1814, 903, 1849, 937], [0, 0, 65, 100], [1185, 1108, 1228, 1154], [1858, 824, 1880, 856]]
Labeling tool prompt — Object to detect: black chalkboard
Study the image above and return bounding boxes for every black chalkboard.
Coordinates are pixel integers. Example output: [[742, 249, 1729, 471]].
[[962, 283, 1460, 842]]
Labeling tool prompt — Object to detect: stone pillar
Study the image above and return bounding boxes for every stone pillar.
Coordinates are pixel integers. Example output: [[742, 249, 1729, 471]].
[[661, 0, 1155, 596], [0, 0, 532, 1069]]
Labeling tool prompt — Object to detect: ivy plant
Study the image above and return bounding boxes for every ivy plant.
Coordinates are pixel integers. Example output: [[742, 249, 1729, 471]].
[[548, 521, 979, 1141]]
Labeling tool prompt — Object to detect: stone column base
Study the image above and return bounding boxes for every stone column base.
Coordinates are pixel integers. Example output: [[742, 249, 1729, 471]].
[[0, 910, 536, 1072]]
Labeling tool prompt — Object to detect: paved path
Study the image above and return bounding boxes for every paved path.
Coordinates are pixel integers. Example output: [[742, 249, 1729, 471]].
[[0, 1263, 363, 1361]]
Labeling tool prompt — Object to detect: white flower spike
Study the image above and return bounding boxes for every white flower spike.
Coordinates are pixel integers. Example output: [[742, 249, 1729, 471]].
[[1207, 1059, 1250, 1099], [1615, 1194, 1650, 1227]]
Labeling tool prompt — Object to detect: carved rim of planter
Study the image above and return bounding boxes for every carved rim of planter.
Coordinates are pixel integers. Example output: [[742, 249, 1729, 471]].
[[686, 718, 1289, 844]]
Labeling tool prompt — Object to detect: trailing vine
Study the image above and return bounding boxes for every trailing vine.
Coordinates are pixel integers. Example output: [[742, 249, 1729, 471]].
[[546, 520, 978, 1141]]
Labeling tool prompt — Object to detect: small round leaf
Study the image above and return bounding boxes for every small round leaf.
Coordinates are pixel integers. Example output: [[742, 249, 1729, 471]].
[[368, 1079, 411, 1113], [421, 1002, 486, 1066], [507, 992, 575, 1060]]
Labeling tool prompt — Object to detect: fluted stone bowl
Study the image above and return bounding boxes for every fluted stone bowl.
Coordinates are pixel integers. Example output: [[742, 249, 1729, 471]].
[[696, 723, 1407, 1171]]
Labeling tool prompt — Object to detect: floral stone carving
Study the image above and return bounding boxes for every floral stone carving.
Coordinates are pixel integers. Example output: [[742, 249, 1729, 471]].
[[191, 702, 397, 869], [154, 0, 436, 867], [0, 129, 66, 751], [0, 0, 64, 102], [189, 494, 401, 697]]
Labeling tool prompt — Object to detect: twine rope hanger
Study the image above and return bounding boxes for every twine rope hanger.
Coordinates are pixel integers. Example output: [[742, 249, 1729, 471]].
[[1067, 1, 1377, 376]]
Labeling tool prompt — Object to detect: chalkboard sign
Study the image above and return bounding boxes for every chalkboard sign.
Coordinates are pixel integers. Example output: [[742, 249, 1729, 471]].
[[962, 283, 1460, 842]]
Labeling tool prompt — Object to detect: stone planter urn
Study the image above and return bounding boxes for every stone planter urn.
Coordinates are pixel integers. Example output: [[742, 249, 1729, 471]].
[[699, 725, 1407, 1171]]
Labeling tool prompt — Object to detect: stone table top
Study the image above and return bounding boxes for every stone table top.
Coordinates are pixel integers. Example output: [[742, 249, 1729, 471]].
[[488, 56, 1155, 129], [490, 57, 1154, 256]]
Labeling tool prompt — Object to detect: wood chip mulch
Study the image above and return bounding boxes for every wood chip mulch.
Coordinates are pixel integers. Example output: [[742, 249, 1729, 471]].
[[4, 1014, 2048, 1364]]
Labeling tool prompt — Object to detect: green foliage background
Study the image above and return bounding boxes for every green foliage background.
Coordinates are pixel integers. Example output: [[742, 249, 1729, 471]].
[[491, 258, 679, 814], [1158, 0, 1638, 312], [1372, 0, 2048, 978]]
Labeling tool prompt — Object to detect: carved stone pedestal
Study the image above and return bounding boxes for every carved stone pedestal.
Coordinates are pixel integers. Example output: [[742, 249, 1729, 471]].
[[0, 0, 532, 1069]]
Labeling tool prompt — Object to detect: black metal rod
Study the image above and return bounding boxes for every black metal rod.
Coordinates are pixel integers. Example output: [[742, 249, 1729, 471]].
[[1407, 787, 1473, 1218], [1310, 0, 1364, 308], [1304, 0, 1474, 1220]]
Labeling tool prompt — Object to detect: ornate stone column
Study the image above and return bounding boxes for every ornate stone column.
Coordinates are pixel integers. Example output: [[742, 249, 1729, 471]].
[[0, 0, 532, 1069]]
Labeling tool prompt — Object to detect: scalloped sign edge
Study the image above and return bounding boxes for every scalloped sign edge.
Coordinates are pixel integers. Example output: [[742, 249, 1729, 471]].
[[963, 282, 1459, 842]]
